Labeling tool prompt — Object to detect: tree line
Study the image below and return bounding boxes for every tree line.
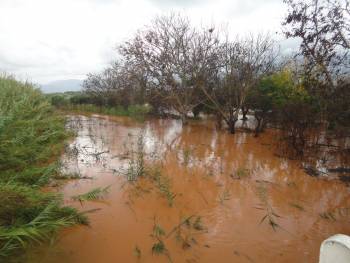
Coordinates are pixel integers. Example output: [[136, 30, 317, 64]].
[[79, 0, 349, 157]]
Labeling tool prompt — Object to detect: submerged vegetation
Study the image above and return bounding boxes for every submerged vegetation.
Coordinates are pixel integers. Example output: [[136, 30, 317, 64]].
[[255, 183, 282, 231], [72, 185, 111, 203], [0, 76, 87, 259], [147, 215, 206, 261], [150, 168, 176, 207]]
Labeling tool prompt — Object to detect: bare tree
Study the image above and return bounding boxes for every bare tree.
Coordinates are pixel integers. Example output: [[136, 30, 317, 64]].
[[119, 14, 219, 124], [283, 0, 350, 133], [201, 34, 277, 133], [83, 61, 146, 108], [83, 67, 120, 106], [283, 0, 350, 88]]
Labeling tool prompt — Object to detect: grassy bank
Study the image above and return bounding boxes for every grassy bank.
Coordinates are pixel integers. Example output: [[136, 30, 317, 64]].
[[0, 76, 86, 260], [66, 104, 151, 121], [47, 92, 151, 121]]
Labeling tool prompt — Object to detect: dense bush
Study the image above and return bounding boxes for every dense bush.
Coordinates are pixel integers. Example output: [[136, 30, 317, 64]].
[[0, 76, 86, 259]]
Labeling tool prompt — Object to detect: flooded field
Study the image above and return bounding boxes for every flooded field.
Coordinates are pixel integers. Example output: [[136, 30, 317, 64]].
[[27, 114, 350, 263]]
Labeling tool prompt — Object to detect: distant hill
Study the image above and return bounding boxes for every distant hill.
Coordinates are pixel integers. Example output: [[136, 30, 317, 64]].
[[40, 79, 83, 93]]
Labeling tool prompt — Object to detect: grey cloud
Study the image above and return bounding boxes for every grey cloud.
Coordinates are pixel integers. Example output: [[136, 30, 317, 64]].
[[148, 0, 209, 8], [0, 0, 290, 83], [224, 0, 284, 17]]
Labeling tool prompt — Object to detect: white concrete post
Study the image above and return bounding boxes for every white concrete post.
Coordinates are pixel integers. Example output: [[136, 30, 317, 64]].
[[320, 234, 350, 263]]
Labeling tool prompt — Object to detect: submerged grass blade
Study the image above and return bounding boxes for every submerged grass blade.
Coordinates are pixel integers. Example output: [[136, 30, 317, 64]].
[[72, 185, 111, 202]]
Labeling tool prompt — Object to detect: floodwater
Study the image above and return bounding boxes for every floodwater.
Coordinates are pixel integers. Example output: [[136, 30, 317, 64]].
[[28, 114, 350, 263]]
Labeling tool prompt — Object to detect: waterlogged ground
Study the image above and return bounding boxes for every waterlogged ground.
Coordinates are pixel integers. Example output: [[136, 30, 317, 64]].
[[27, 114, 350, 263]]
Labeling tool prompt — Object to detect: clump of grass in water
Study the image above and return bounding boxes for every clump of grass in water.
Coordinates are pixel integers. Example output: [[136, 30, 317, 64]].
[[153, 223, 166, 238], [133, 245, 141, 259], [125, 132, 146, 181], [150, 219, 172, 261], [149, 167, 176, 207], [167, 215, 206, 250], [72, 185, 111, 203], [193, 216, 205, 231], [143, 215, 206, 260], [289, 202, 305, 211], [235, 167, 250, 178], [218, 190, 231, 204], [0, 75, 87, 260], [230, 167, 251, 179], [182, 147, 192, 166], [255, 183, 282, 231], [319, 212, 336, 221], [120, 133, 176, 207], [319, 207, 350, 221], [152, 240, 166, 255]]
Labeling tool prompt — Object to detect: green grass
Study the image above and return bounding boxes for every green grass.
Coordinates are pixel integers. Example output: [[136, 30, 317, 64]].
[[150, 222, 168, 257], [182, 148, 192, 166], [255, 183, 282, 231], [218, 190, 231, 204], [133, 245, 141, 259], [0, 75, 86, 259], [125, 133, 146, 181], [289, 202, 305, 211], [72, 185, 111, 203], [235, 167, 250, 179], [149, 168, 176, 207], [192, 216, 204, 231], [151, 240, 166, 255]]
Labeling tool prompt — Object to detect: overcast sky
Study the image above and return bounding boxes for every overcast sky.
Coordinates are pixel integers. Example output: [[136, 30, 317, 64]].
[[0, 0, 296, 84]]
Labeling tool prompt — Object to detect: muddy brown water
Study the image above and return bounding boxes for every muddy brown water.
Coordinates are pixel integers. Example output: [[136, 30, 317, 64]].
[[27, 114, 350, 263]]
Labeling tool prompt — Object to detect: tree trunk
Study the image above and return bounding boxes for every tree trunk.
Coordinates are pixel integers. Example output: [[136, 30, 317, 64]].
[[228, 118, 237, 134], [215, 113, 222, 130], [254, 110, 267, 137], [254, 117, 263, 137], [241, 107, 249, 121], [181, 113, 188, 125]]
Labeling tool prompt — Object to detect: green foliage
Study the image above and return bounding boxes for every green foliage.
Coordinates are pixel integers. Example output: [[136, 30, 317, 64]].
[[151, 222, 167, 256], [0, 76, 69, 176], [182, 148, 192, 166], [133, 245, 141, 259], [218, 190, 231, 204], [319, 211, 336, 221], [69, 93, 92, 105], [50, 95, 68, 108], [289, 202, 305, 211], [127, 104, 152, 122], [125, 133, 146, 181], [0, 75, 85, 259], [192, 216, 204, 231], [0, 183, 87, 258], [152, 224, 166, 238], [151, 240, 166, 254], [259, 69, 311, 108], [72, 185, 111, 202], [150, 168, 176, 207], [255, 183, 282, 231], [235, 167, 250, 179], [58, 102, 152, 122]]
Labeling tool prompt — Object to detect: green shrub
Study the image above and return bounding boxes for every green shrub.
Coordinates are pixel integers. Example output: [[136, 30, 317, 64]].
[[0, 75, 85, 259]]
